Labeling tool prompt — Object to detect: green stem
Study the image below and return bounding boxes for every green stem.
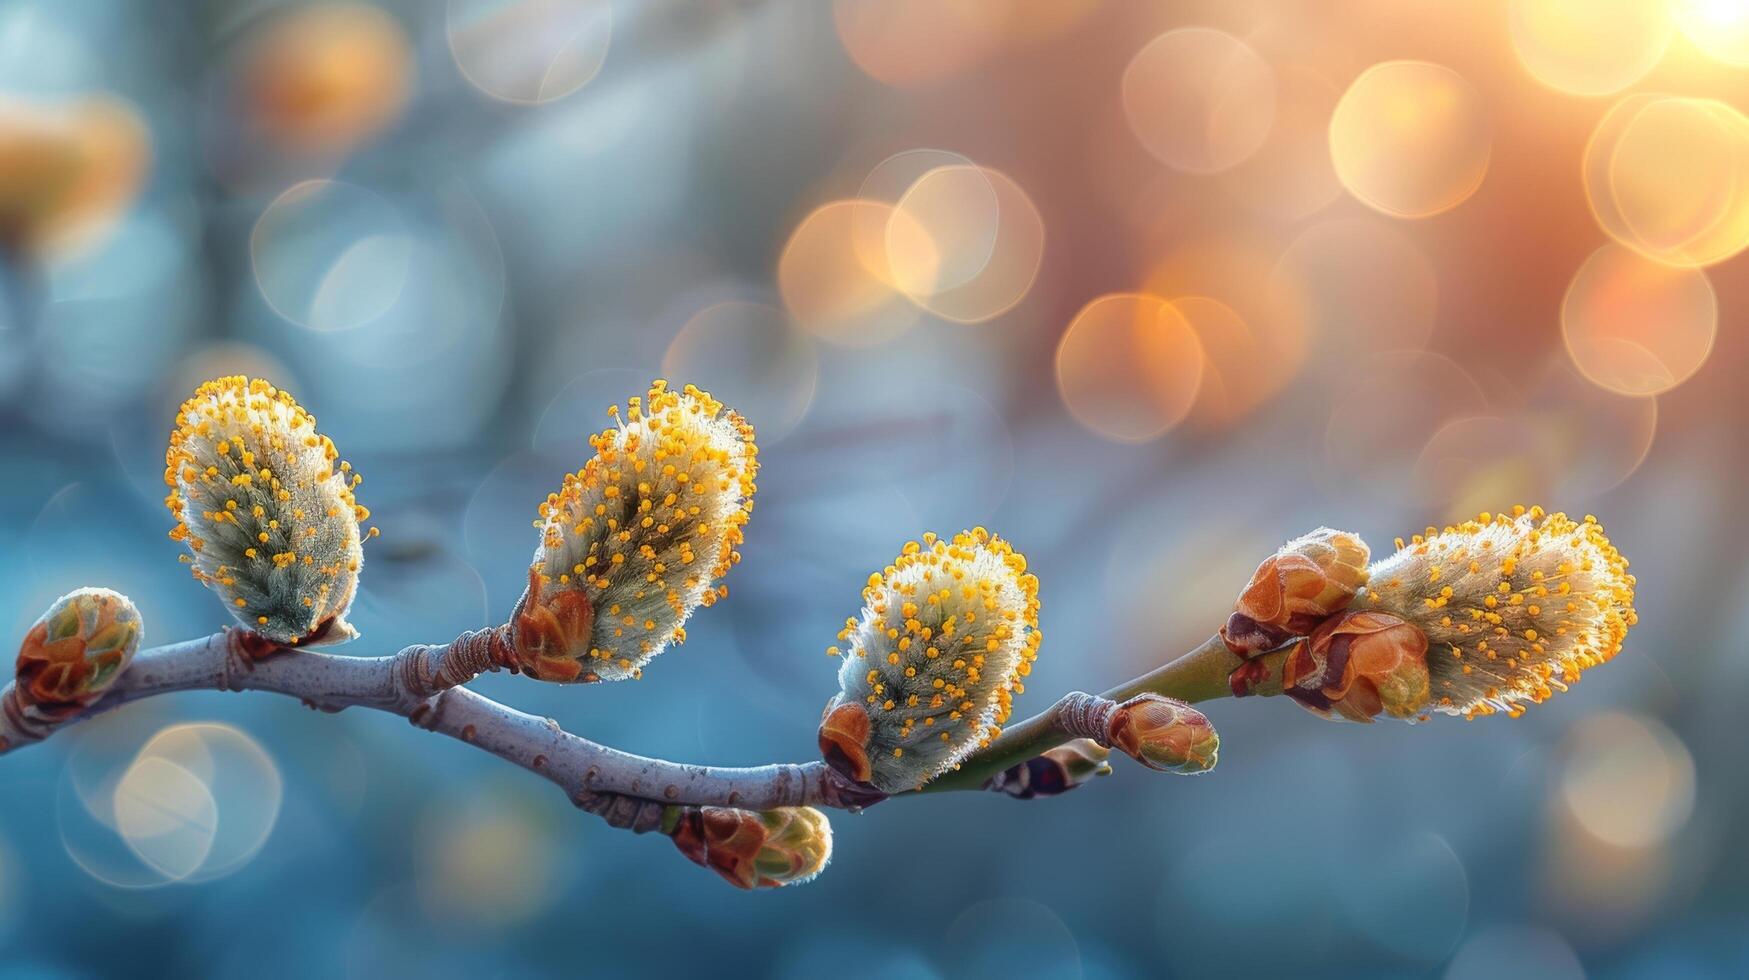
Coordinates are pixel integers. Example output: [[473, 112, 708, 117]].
[[1100, 633, 1246, 704], [919, 634, 1245, 793]]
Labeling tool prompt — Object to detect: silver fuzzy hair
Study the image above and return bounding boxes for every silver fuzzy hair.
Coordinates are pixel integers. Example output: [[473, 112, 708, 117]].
[[529, 381, 757, 681], [826, 529, 1041, 793], [1363, 507, 1636, 719], [165, 377, 368, 645]]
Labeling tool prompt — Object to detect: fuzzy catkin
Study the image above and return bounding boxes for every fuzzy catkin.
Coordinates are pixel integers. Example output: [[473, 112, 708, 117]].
[[164, 376, 370, 645], [521, 381, 757, 682], [820, 529, 1041, 793], [1363, 506, 1636, 719]]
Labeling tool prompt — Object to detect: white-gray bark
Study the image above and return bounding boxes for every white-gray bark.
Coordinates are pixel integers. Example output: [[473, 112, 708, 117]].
[[0, 629, 887, 812]]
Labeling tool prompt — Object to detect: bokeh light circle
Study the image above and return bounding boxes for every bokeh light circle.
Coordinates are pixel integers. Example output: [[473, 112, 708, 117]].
[[890, 166, 1045, 323], [1509, 0, 1673, 96], [447, 0, 613, 105], [1171, 295, 1265, 428], [885, 165, 1001, 297], [1144, 235, 1311, 413], [112, 756, 219, 881], [251, 180, 412, 332], [56, 98, 152, 252], [1056, 293, 1204, 442], [1558, 712, 1696, 848], [133, 723, 284, 882], [60, 767, 177, 889], [58, 711, 169, 834], [1122, 27, 1277, 174], [0, 95, 152, 256], [239, 3, 413, 155], [259, 178, 511, 454], [778, 200, 922, 346], [661, 300, 818, 442], [1671, 0, 1749, 66], [1561, 242, 1716, 396], [1329, 61, 1492, 218], [832, 0, 996, 88], [853, 148, 982, 265], [415, 787, 575, 929], [54, 712, 248, 890], [1584, 94, 1749, 267]]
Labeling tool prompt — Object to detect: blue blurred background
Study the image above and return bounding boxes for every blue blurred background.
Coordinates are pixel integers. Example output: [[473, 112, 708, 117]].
[[2, 0, 1747, 976]]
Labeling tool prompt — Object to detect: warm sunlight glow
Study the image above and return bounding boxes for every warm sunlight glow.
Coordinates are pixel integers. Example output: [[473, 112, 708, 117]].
[[1330, 61, 1492, 218]]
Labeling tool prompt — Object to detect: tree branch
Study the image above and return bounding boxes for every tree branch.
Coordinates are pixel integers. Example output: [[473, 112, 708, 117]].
[[0, 629, 885, 810], [2, 627, 1248, 818], [920, 634, 1247, 792]]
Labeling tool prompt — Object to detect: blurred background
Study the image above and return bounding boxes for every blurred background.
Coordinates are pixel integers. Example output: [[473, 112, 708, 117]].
[[1, 0, 1746, 976]]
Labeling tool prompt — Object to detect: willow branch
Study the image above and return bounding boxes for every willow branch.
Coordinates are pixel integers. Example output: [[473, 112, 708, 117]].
[[920, 633, 1255, 793], [0, 629, 883, 811], [1, 626, 1252, 814]]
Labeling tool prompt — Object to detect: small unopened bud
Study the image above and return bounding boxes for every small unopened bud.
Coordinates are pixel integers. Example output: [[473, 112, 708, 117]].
[[12, 588, 141, 718], [818, 528, 1041, 793], [1361, 506, 1636, 719], [1280, 610, 1430, 722], [1222, 528, 1370, 657], [985, 740, 1112, 799], [517, 381, 757, 683], [164, 376, 368, 646], [665, 805, 832, 889], [817, 700, 874, 785], [1104, 694, 1219, 774]]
